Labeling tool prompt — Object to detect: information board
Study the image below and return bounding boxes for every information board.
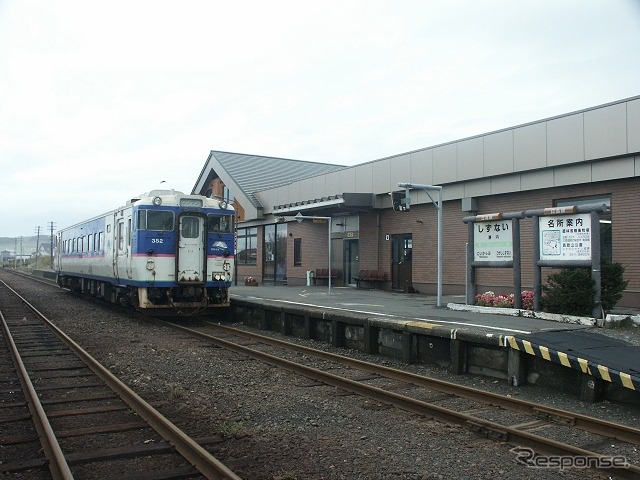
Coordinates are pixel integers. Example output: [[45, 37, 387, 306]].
[[539, 213, 591, 261], [473, 219, 513, 262]]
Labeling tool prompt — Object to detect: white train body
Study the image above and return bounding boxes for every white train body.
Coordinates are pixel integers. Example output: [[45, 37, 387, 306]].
[[55, 190, 234, 314]]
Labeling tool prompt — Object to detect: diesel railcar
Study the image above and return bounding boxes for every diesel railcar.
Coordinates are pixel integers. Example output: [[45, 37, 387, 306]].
[[55, 190, 234, 314]]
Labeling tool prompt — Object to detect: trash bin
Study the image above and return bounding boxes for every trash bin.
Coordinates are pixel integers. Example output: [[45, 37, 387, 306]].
[[306, 270, 314, 286]]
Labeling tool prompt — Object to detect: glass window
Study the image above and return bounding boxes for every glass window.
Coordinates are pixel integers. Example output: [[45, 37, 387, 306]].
[[263, 223, 287, 282], [138, 209, 175, 231], [181, 216, 200, 238], [294, 238, 302, 266], [237, 227, 257, 265], [208, 214, 234, 233], [118, 222, 125, 251]]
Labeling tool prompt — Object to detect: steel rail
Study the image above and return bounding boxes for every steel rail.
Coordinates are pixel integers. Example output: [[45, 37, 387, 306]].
[[203, 321, 640, 445], [0, 279, 241, 480], [166, 320, 640, 479], [1, 302, 74, 480]]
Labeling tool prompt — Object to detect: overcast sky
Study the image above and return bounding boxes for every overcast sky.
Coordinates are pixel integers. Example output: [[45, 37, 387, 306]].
[[1, 1, 639, 238]]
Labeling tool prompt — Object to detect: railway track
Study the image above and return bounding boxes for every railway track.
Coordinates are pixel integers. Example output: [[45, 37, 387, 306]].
[[164, 318, 640, 479], [0, 279, 240, 480]]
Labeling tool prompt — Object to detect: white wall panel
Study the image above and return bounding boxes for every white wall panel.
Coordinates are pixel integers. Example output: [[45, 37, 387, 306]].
[[463, 178, 491, 198], [547, 113, 584, 166], [410, 149, 433, 184], [337, 167, 357, 192], [628, 99, 640, 153], [484, 130, 514, 176], [554, 163, 591, 186], [432, 143, 457, 184], [324, 170, 341, 194], [457, 137, 484, 181], [520, 169, 554, 190], [442, 183, 464, 201], [354, 163, 373, 193], [490, 175, 521, 195], [389, 153, 412, 190], [514, 122, 547, 171], [372, 159, 392, 192], [592, 157, 635, 182], [312, 175, 326, 199], [584, 103, 627, 160], [298, 178, 314, 200]]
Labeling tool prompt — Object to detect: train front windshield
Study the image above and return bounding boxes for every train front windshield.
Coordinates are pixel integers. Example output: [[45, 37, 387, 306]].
[[208, 214, 233, 233]]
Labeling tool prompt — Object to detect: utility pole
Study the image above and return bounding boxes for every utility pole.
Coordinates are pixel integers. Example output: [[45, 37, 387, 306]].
[[47, 221, 56, 268], [35, 226, 41, 269]]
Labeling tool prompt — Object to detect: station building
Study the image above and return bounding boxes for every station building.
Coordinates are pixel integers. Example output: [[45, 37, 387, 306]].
[[192, 96, 640, 308]]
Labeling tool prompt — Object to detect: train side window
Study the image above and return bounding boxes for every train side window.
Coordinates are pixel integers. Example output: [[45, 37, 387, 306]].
[[97, 232, 103, 251], [128, 219, 132, 246], [118, 222, 125, 251], [87, 234, 93, 252]]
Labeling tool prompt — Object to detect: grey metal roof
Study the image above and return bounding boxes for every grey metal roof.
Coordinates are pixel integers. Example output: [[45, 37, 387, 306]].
[[210, 151, 345, 209]]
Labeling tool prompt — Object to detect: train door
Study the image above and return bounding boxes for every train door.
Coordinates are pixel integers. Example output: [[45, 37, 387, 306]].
[[115, 217, 131, 280], [177, 214, 205, 283]]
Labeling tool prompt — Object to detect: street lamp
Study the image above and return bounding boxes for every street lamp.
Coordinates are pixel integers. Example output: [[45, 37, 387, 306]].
[[294, 212, 333, 295], [397, 183, 443, 307]]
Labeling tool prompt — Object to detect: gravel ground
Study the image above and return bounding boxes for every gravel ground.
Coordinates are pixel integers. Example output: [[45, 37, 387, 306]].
[[3, 271, 638, 480]]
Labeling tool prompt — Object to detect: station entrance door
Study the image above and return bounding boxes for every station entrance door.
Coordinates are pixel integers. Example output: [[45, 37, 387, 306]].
[[391, 234, 412, 291]]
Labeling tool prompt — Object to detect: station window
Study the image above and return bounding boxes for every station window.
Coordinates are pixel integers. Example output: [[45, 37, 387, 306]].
[[138, 209, 174, 231], [294, 238, 302, 266], [555, 195, 611, 261], [237, 227, 257, 265]]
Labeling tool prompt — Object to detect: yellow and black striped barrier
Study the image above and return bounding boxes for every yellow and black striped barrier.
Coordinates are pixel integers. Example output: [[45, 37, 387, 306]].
[[504, 335, 639, 392]]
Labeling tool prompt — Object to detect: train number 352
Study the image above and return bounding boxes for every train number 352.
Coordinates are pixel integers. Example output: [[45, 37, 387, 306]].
[[151, 238, 164, 244]]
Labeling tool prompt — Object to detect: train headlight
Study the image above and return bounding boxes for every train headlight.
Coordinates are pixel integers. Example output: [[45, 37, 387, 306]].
[[213, 272, 222, 281], [219, 200, 228, 209], [152, 196, 162, 206]]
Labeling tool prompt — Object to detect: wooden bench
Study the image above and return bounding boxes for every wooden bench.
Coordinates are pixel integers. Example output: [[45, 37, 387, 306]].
[[314, 268, 340, 285], [354, 270, 388, 289]]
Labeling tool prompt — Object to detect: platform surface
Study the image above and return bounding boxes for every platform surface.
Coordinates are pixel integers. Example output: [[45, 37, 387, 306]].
[[231, 284, 640, 386]]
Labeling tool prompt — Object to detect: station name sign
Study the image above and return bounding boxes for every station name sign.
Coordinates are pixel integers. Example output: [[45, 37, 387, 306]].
[[473, 215, 513, 262]]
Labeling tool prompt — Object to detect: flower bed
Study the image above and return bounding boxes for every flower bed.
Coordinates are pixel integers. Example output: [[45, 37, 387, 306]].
[[475, 290, 534, 310]]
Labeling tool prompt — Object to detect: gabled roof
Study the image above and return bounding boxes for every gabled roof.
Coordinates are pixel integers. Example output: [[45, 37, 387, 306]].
[[193, 151, 345, 217]]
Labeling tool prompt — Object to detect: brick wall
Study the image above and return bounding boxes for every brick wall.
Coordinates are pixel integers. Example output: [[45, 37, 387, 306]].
[[367, 178, 639, 305]]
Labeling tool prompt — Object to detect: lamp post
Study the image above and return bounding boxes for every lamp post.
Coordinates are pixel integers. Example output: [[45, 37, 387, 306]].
[[398, 182, 443, 307], [294, 212, 332, 295]]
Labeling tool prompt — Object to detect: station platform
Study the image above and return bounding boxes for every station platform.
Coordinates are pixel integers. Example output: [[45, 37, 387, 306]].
[[230, 283, 640, 397]]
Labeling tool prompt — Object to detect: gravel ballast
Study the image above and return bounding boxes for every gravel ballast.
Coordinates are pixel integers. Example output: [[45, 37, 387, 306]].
[[3, 271, 638, 479]]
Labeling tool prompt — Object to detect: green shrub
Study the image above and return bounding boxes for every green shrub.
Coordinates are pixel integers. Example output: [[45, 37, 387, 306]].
[[600, 259, 629, 313], [542, 268, 594, 316], [541, 261, 628, 316]]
